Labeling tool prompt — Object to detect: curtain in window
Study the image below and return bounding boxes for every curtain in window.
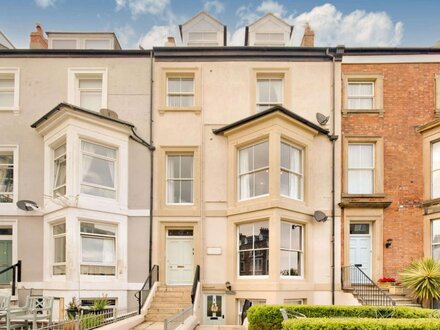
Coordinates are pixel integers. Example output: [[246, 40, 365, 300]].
[[348, 144, 374, 194], [239, 147, 251, 199], [82, 236, 115, 264]]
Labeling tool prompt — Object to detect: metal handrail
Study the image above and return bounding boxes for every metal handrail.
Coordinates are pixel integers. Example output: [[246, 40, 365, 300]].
[[342, 264, 395, 306], [134, 264, 159, 314], [191, 265, 200, 305], [164, 305, 193, 330], [0, 260, 21, 296], [241, 299, 252, 325]]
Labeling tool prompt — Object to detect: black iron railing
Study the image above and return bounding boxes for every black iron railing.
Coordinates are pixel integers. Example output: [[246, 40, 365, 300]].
[[0, 260, 21, 296], [342, 264, 395, 306], [191, 265, 200, 305], [135, 265, 159, 314]]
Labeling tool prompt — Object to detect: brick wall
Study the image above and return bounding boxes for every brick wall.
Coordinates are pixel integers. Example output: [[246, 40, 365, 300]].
[[342, 63, 440, 277]]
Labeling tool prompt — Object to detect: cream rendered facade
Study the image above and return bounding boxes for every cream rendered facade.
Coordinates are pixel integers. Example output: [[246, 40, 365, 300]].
[[0, 53, 152, 312], [152, 51, 350, 324]]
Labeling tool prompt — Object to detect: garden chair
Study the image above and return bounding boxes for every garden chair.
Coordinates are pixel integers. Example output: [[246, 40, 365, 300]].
[[11, 296, 53, 329], [280, 308, 306, 320]]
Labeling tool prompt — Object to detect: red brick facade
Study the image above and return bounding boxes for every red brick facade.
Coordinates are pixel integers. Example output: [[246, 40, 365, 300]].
[[342, 63, 440, 277]]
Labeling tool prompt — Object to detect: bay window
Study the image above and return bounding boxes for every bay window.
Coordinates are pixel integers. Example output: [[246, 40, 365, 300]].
[[256, 78, 283, 112], [0, 150, 14, 204], [280, 142, 303, 200], [280, 222, 303, 277], [81, 141, 117, 199], [52, 222, 66, 275], [166, 154, 194, 204], [238, 141, 269, 200], [432, 141, 440, 199], [80, 222, 116, 276], [53, 144, 66, 197], [238, 221, 269, 276], [348, 143, 374, 194]]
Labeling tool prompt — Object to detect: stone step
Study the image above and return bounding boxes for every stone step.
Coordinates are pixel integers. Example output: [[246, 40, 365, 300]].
[[155, 291, 190, 298], [197, 326, 245, 330], [153, 296, 192, 303], [148, 307, 184, 314], [157, 286, 191, 292], [146, 313, 180, 322], [151, 301, 191, 308]]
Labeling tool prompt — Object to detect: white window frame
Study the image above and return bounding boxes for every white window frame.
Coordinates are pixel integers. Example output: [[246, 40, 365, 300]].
[[256, 78, 283, 112], [187, 32, 218, 46], [238, 141, 269, 201], [80, 221, 117, 277], [83, 39, 112, 50], [280, 142, 303, 201], [237, 299, 265, 325], [52, 221, 66, 276], [67, 68, 108, 110], [80, 140, 118, 200], [0, 146, 18, 207], [432, 141, 440, 199], [347, 143, 375, 194], [166, 154, 194, 205], [280, 222, 304, 279], [50, 38, 79, 49], [254, 32, 285, 46], [347, 81, 374, 110], [237, 221, 269, 278], [0, 68, 20, 112], [166, 76, 195, 108], [53, 143, 66, 198]]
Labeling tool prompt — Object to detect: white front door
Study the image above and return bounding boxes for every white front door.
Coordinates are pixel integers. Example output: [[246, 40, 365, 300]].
[[349, 223, 372, 281], [166, 229, 194, 285], [203, 294, 225, 325]]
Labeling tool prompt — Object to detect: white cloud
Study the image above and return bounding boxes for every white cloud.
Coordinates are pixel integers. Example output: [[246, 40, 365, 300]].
[[230, 2, 403, 47], [115, 0, 169, 17], [34, 0, 57, 8], [204, 0, 225, 15], [256, 0, 285, 18], [115, 24, 137, 48], [139, 24, 180, 49], [290, 4, 403, 46]]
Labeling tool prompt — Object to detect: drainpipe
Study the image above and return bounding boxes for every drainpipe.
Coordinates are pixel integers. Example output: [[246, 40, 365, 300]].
[[325, 47, 341, 305], [148, 51, 154, 274]]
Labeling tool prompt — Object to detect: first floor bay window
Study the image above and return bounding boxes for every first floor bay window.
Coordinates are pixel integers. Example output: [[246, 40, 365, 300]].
[[53, 144, 66, 197], [280, 142, 303, 200], [81, 141, 117, 199], [280, 222, 303, 277], [80, 222, 116, 276], [238, 221, 269, 276], [52, 222, 66, 275], [238, 141, 269, 200]]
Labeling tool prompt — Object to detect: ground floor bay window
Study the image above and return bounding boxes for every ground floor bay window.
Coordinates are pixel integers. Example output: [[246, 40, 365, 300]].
[[280, 222, 303, 277], [238, 221, 269, 277], [432, 220, 440, 260], [80, 222, 116, 276]]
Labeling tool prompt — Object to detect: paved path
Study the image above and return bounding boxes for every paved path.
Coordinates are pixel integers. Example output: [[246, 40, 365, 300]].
[[131, 321, 164, 329]]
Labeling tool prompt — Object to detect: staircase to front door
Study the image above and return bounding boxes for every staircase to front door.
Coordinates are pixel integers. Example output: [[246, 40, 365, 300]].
[[144, 285, 192, 322]]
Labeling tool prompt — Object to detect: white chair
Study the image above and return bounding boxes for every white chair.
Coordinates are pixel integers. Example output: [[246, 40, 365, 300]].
[[11, 296, 53, 329]]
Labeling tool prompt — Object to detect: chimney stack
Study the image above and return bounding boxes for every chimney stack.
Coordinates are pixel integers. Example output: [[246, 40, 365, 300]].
[[300, 23, 315, 47], [165, 37, 176, 47], [30, 23, 48, 49]]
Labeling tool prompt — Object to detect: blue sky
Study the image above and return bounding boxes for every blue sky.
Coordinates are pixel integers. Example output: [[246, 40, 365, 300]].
[[1, 0, 439, 49]]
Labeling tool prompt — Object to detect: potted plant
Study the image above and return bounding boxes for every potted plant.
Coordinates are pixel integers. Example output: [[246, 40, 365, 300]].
[[389, 281, 404, 294], [66, 297, 81, 319], [91, 295, 109, 316], [377, 277, 396, 289], [400, 257, 440, 307]]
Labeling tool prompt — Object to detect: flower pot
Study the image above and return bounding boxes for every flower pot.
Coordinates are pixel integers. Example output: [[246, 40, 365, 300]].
[[389, 286, 405, 295], [66, 308, 79, 319], [377, 282, 394, 289]]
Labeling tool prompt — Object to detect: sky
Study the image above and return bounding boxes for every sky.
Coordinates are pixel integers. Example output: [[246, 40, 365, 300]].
[[0, 0, 439, 49]]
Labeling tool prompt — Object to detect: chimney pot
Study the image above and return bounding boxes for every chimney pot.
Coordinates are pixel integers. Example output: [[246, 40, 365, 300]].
[[30, 23, 48, 49]]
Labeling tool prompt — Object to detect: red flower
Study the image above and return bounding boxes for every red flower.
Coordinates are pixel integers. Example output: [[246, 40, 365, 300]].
[[378, 277, 396, 283]]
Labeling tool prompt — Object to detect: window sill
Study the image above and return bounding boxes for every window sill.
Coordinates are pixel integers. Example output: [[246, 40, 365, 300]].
[[280, 276, 304, 280], [0, 107, 20, 115], [237, 276, 269, 280], [342, 108, 384, 116], [159, 106, 201, 115]]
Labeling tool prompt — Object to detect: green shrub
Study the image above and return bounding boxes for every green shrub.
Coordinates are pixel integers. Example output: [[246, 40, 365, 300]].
[[282, 318, 440, 330], [247, 305, 439, 330]]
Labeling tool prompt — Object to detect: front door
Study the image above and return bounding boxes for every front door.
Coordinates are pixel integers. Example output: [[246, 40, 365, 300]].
[[349, 223, 372, 281], [0, 240, 12, 284], [203, 294, 225, 325], [166, 229, 194, 285]]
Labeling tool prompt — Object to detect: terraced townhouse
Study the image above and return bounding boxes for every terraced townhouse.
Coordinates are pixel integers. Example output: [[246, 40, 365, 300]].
[[2, 9, 440, 328]]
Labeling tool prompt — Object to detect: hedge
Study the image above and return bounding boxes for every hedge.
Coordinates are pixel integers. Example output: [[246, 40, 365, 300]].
[[247, 305, 439, 330], [282, 318, 440, 330]]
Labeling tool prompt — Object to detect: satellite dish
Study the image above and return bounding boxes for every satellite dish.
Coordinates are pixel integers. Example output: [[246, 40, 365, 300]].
[[16, 200, 39, 211], [99, 108, 119, 119], [313, 210, 328, 223], [316, 112, 330, 125]]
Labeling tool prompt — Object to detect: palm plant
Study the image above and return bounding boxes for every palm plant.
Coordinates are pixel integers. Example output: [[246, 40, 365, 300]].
[[400, 258, 440, 307]]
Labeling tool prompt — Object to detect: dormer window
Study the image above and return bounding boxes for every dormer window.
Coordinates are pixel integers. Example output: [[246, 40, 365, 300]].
[[245, 13, 292, 47], [52, 39, 77, 49], [84, 39, 111, 49], [188, 32, 217, 46], [255, 33, 284, 46], [180, 12, 226, 47]]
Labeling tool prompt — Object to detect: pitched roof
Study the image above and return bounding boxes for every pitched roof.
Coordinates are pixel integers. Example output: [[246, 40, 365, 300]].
[[31, 102, 135, 129], [212, 105, 329, 135]]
